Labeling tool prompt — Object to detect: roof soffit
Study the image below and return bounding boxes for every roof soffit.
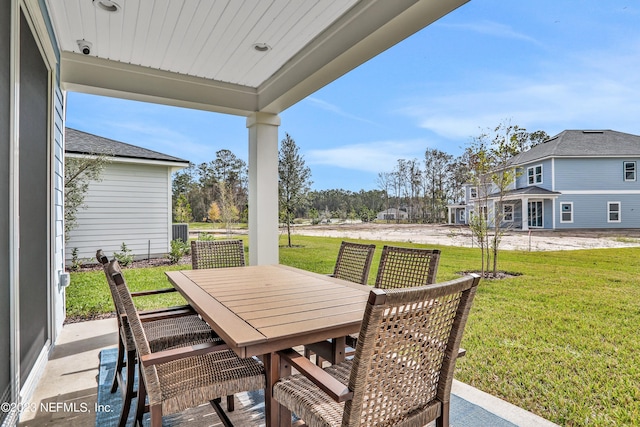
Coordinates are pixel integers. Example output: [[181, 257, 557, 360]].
[[52, 0, 469, 116]]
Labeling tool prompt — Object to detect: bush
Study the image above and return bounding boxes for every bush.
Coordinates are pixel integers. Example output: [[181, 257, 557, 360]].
[[114, 242, 134, 267], [70, 247, 81, 271], [168, 239, 190, 264]]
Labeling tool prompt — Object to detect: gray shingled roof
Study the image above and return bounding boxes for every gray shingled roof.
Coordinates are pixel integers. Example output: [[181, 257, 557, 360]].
[[508, 130, 640, 166], [65, 128, 189, 164]]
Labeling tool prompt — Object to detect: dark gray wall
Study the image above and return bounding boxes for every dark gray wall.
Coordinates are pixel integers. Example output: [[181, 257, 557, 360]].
[[0, 1, 12, 418], [19, 10, 49, 385]]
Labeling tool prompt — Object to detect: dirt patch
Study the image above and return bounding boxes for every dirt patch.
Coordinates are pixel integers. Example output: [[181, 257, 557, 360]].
[[292, 223, 640, 251]]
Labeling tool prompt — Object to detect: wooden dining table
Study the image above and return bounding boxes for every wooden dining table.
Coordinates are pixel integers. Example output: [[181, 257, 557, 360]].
[[165, 264, 371, 427]]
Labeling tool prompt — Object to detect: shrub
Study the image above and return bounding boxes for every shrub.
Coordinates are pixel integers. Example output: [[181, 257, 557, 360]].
[[114, 242, 134, 267], [168, 239, 190, 264], [70, 247, 81, 271]]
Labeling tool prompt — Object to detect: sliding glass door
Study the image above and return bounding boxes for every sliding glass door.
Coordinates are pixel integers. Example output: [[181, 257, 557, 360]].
[[528, 200, 543, 228]]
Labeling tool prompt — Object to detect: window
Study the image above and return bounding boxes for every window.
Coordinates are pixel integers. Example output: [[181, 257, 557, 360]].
[[503, 204, 514, 222], [608, 202, 621, 223], [624, 161, 636, 181], [560, 202, 573, 223], [459, 210, 465, 222], [470, 187, 477, 198], [527, 165, 543, 185]]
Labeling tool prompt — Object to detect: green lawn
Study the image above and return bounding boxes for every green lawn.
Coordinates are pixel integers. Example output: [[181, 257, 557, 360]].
[[67, 235, 640, 426]]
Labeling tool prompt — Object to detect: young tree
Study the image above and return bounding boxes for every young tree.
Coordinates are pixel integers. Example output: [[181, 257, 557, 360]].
[[486, 122, 521, 276], [174, 194, 193, 223], [64, 154, 109, 240], [278, 133, 312, 247], [464, 138, 493, 276], [218, 181, 239, 236], [467, 120, 531, 276], [208, 201, 221, 222]]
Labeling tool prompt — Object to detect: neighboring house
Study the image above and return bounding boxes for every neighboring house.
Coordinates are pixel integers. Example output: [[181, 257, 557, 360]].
[[376, 207, 409, 221], [449, 130, 640, 230], [65, 128, 189, 263]]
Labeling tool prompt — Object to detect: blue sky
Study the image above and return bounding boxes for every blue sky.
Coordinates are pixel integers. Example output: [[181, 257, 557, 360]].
[[66, 0, 640, 191]]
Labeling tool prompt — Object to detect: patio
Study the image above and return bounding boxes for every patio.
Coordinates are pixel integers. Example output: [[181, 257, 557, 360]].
[[19, 318, 558, 427]]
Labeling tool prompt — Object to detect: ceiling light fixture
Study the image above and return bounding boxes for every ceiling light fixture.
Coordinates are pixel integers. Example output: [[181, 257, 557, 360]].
[[252, 43, 271, 52], [93, 0, 120, 13]]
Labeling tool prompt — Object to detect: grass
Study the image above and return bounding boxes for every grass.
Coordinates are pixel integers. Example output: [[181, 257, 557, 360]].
[[187, 222, 248, 230], [67, 235, 640, 426]]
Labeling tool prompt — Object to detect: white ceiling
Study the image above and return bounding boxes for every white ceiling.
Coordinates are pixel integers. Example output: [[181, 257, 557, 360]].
[[46, 0, 469, 115]]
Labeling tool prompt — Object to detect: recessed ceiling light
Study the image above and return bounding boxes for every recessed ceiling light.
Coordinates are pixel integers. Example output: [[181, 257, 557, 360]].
[[252, 43, 271, 52], [93, 0, 120, 13]]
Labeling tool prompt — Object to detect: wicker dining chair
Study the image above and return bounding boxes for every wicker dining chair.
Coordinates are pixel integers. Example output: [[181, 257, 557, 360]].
[[97, 250, 220, 427], [107, 259, 266, 427], [274, 274, 481, 427], [341, 245, 441, 352], [375, 245, 441, 289], [191, 239, 245, 269], [304, 241, 375, 365], [331, 241, 376, 285]]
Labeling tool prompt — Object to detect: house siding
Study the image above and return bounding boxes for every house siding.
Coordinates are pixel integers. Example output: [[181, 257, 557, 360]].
[[65, 162, 173, 262], [554, 157, 640, 190], [554, 194, 640, 229], [53, 87, 65, 336], [515, 159, 553, 190]]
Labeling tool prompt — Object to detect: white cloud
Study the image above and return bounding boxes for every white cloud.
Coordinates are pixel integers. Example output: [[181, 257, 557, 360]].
[[398, 42, 640, 141], [307, 140, 426, 173], [103, 121, 220, 163], [440, 20, 542, 46], [305, 97, 382, 127]]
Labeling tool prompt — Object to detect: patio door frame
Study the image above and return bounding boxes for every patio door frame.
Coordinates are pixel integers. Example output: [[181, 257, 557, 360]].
[[528, 199, 544, 228], [7, 1, 58, 423]]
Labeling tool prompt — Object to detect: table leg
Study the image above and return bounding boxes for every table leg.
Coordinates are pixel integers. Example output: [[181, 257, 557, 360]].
[[264, 352, 292, 427], [331, 336, 346, 364]]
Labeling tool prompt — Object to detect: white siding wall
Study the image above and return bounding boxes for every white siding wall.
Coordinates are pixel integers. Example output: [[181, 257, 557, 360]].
[[53, 87, 65, 335], [65, 161, 172, 263]]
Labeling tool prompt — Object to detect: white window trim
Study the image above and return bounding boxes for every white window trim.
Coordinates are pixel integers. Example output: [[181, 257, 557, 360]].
[[470, 187, 478, 199], [560, 202, 573, 224], [623, 161, 636, 182], [607, 201, 621, 223], [502, 204, 514, 222], [528, 199, 544, 228], [527, 164, 543, 186]]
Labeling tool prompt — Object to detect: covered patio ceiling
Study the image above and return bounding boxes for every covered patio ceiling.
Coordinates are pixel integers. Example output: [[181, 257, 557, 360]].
[[47, 0, 469, 116]]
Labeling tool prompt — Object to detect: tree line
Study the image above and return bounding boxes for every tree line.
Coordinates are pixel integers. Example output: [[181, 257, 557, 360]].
[[170, 124, 549, 231]]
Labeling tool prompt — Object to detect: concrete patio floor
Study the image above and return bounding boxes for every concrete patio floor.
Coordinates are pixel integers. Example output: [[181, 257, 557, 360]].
[[18, 318, 558, 427]]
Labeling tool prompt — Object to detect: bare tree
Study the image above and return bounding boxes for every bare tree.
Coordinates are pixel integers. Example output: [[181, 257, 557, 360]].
[[424, 148, 453, 223], [377, 172, 392, 222], [407, 159, 422, 222]]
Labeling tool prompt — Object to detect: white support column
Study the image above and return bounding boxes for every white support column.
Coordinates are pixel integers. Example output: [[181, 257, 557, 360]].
[[522, 197, 529, 231], [247, 112, 280, 265]]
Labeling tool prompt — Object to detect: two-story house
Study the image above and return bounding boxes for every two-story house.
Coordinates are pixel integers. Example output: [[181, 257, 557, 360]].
[[449, 130, 640, 230]]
